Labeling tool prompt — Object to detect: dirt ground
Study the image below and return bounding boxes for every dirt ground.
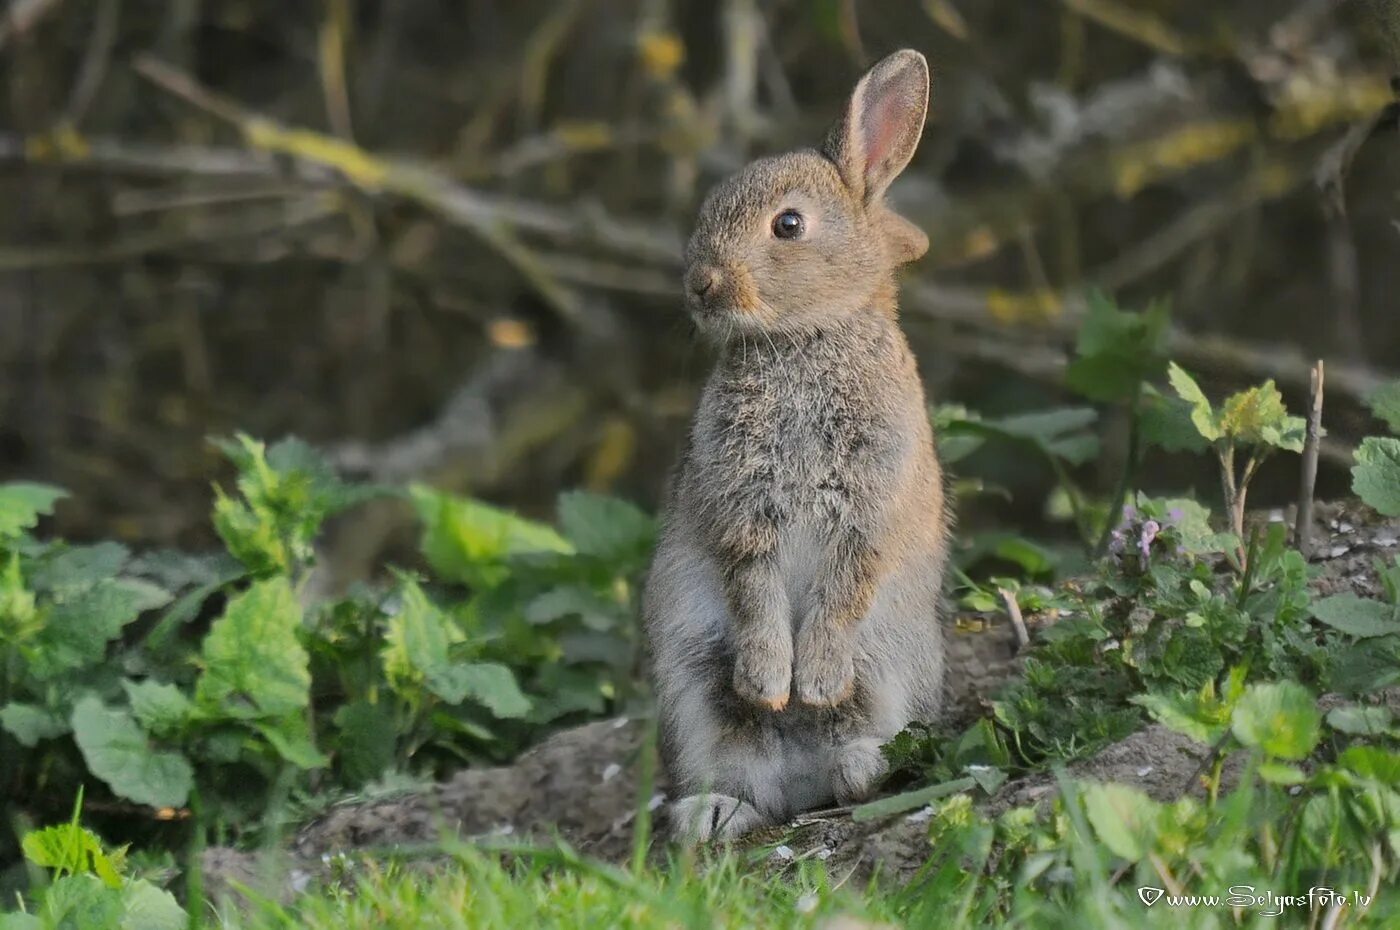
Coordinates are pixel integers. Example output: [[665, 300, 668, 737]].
[[201, 501, 1399, 901]]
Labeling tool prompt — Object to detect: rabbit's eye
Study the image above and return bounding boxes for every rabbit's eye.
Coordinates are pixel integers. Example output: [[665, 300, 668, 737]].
[[772, 210, 805, 240]]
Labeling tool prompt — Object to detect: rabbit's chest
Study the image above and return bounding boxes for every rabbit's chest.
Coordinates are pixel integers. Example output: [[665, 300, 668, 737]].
[[702, 365, 875, 511]]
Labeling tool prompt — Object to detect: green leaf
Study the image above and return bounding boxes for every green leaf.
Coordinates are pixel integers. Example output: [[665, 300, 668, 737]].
[[1331, 638, 1400, 694], [1231, 681, 1321, 760], [212, 434, 382, 577], [1166, 363, 1220, 442], [212, 490, 286, 577], [0, 482, 67, 538], [333, 699, 397, 786], [0, 913, 41, 930], [440, 662, 531, 719], [1352, 437, 1400, 517], [850, 776, 977, 822], [195, 579, 310, 719], [1338, 746, 1400, 785], [28, 580, 161, 679], [1131, 689, 1228, 745], [1326, 705, 1393, 736], [121, 680, 193, 738], [1082, 782, 1160, 861], [21, 822, 120, 886], [1065, 292, 1169, 403], [1367, 380, 1400, 434], [383, 579, 457, 696], [0, 702, 69, 746], [1310, 594, 1400, 638], [524, 585, 622, 631], [70, 697, 193, 808], [1138, 386, 1210, 453], [556, 491, 655, 564], [411, 486, 572, 588], [120, 881, 188, 930], [38, 875, 124, 929], [1258, 762, 1307, 785], [1217, 381, 1305, 451], [27, 542, 130, 594], [942, 407, 1101, 466], [253, 716, 329, 770]]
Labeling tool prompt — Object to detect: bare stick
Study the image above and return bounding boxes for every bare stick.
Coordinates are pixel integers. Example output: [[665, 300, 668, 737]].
[[998, 588, 1030, 652], [1295, 360, 1325, 558]]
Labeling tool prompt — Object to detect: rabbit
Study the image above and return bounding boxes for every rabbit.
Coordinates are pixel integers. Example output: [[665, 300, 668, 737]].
[[643, 48, 950, 842]]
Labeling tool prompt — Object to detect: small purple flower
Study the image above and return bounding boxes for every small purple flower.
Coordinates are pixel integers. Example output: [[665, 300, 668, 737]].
[[1167, 507, 1184, 525], [1139, 520, 1160, 563], [1109, 528, 1126, 556], [1122, 504, 1138, 522]]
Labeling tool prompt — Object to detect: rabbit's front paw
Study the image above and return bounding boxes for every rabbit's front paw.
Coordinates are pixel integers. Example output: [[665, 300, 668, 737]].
[[793, 623, 855, 707], [732, 630, 792, 711]]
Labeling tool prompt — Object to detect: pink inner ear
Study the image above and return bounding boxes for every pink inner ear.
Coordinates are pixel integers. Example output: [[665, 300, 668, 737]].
[[860, 88, 904, 182]]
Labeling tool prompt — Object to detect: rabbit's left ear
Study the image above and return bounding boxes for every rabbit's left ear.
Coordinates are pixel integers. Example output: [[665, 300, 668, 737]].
[[823, 49, 929, 204]]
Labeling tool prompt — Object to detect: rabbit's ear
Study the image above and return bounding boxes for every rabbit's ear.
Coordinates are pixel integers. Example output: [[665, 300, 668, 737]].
[[823, 49, 929, 204]]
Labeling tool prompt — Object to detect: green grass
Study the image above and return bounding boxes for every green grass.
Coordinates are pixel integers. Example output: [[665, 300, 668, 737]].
[[210, 834, 1396, 930], [220, 847, 894, 930]]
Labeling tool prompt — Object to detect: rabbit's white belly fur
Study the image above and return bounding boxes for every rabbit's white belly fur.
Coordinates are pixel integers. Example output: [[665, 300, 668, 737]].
[[648, 519, 941, 818]]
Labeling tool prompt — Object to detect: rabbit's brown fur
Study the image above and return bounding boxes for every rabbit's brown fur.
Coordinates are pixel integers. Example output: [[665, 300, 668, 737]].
[[645, 49, 949, 842]]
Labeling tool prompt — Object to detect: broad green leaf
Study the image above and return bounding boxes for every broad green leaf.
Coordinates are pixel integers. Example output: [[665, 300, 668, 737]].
[[333, 699, 397, 786], [196, 579, 310, 719], [21, 821, 122, 888], [1166, 363, 1221, 442], [439, 662, 531, 718], [0, 702, 68, 746], [930, 404, 987, 464], [28, 580, 159, 679], [1338, 746, 1400, 785], [212, 434, 382, 577], [1082, 782, 1160, 861], [1231, 681, 1321, 760], [1310, 594, 1400, 638], [120, 881, 188, 930], [70, 697, 193, 808], [524, 585, 622, 631], [1331, 639, 1400, 694], [121, 680, 193, 738], [557, 491, 654, 564], [942, 407, 1101, 466], [1326, 705, 1394, 736], [1138, 386, 1210, 453], [0, 482, 67, 538], [1131, 689, 1227, 744], [1258, 762, 1307, 785], [1065, 292, 1169, 403], [383, 579, 457, 696], [1353, 437, 1400, 517], [253, 716, 329, 769], [212, 490, 286, 577], [37, 875, 124, 928], [1367, 380, 1400, 434], [1217, 381, 1305, 451], [412, 486, 572, 588], [27, 542, 129, 594], [0, 913, 41, 930]]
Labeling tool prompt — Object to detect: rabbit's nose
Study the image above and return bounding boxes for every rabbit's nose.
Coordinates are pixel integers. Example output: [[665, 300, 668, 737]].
[[687, 266, 723, 299]]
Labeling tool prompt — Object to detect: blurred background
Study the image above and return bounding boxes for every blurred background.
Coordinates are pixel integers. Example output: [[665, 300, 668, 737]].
[[2, 0, 1398, 564]]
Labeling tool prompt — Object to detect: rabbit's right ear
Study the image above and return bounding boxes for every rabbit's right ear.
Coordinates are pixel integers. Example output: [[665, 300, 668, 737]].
[[822, 49, 929, 205]]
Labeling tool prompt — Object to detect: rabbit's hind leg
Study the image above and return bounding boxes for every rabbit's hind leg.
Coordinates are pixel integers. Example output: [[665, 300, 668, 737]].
[[832, 736, 888, 804]]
